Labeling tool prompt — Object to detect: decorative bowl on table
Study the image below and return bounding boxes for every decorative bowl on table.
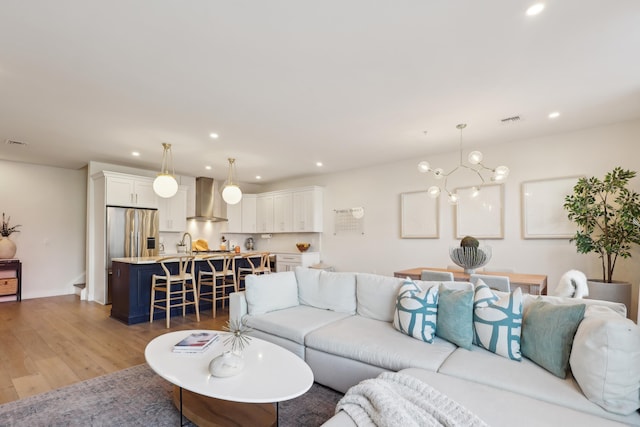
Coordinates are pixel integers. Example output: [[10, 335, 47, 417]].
[[296, 243, 311, 252], [449, 246, 492, 274]]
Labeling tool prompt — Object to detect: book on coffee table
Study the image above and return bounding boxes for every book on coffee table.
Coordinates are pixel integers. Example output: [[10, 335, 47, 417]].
[[173, 332, 219, 353]]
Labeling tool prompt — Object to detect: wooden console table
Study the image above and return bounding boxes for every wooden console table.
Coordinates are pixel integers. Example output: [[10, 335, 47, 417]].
[[0, 259, 22, 301], [394, 267, 547, 295]]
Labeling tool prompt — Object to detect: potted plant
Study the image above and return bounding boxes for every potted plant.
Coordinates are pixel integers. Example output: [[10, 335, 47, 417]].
[[0, 212, 21, 259], [564, 168, 640, 282], [563, 168, 640, 313]]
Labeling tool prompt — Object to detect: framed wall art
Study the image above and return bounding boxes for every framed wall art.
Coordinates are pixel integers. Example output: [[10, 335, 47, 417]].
[[455, 184, 504, 239], [400, 191, 439, 238], [521, 176, 581, 239]]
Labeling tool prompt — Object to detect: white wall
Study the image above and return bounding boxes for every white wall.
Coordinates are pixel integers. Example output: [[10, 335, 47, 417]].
[[264, 119, 640, 316], [0, 160, 86, 300], [4, 118, 640, 314]]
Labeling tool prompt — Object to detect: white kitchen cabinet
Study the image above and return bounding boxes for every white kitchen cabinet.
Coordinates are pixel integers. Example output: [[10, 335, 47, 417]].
[[158, 186, 187, 232], [256, 194, 274, 233], [241, 194, 257, 233], [104, 172, 157, 208], [228, 186, 323, 234], [292, 187, 323, 232], [273, 192, 293, 232], [226, 194, 257, 233], [275, 252, 321, 272], [226, 198, 243, 233]]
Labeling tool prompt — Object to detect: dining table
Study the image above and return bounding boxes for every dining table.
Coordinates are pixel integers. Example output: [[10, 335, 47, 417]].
[[393, 267, 547, 295]]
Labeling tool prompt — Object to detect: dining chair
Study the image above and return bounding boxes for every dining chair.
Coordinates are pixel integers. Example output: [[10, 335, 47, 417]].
[[198, 253, 238, 318], [470, 273, 511, 292], [420, 270, 455, 281], [237, 252, 271, 290], [150, 255, 200, 328]]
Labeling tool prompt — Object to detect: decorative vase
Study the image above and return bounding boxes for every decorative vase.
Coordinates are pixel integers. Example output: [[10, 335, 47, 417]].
[[0, 237, 16, 259], [209, 351, 245, 377], [449, 246, 492, 274]]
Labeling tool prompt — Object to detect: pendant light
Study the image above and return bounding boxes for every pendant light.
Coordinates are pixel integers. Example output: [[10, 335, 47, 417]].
[[418, 124, 509, 204], [222, 158, 242, 205], [153, 143, 179, 198]]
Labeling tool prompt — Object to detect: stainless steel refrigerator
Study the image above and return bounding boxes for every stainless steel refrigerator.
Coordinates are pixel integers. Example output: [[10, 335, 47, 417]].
[[106, 206, 159, 304]]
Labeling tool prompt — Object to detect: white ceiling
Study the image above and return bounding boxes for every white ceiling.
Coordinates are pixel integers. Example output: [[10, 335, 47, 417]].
[[1, 1, 639, 184]]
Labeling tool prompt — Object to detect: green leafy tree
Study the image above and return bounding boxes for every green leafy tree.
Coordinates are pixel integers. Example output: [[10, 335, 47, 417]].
[[564, 168, 640, 283]]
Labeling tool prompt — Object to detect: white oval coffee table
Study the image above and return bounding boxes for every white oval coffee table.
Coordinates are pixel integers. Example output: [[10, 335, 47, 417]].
[[145, 330, 314, 426]]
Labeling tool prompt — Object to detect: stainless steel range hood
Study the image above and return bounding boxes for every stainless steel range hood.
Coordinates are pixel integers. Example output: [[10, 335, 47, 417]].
[[187, 177, 228, 222]]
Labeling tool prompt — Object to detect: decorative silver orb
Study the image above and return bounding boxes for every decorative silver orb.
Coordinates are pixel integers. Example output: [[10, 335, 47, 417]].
[[449, 246, 492, 274]]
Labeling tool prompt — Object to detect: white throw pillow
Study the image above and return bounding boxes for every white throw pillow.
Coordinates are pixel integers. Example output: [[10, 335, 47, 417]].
[[245, 271, 299, 315], [393, 279, 438, 343], [319, 270, 357, 313], [356, 273, 406, 322], [295, 267, 356, 314], [473, 280, 523, 361], [569, 305, 640, 415], [295, 266, 322, 303]]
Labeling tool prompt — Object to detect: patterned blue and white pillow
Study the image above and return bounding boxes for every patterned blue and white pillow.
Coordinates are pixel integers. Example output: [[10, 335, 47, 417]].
[[393, 279, 439, 343], [473, 280, 523, 361]]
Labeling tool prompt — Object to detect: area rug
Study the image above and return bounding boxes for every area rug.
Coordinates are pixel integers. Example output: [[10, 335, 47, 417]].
[[0, 364, 343, 426]]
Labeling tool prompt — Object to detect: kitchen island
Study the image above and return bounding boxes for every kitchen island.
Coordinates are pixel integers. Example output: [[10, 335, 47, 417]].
[[110, 253, 254, 325]]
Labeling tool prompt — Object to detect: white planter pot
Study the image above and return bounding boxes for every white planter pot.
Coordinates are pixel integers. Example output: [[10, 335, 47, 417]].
[[587, 280, 632, 318]]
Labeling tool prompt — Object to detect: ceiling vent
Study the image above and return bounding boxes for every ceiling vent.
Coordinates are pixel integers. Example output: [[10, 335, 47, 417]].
[[500, 115, 521, 124], [5, 139, 28, 146]]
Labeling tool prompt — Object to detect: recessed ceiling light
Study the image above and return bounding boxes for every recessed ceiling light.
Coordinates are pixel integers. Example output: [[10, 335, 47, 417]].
[[526, 3, 545, 16], [255, 175, 262, 180], [209, 133, 219, 139], [316, 162, 323, 167], [132, 151, 140, 157], [548, 111, 560, 119], [205, 165, 212, 170]]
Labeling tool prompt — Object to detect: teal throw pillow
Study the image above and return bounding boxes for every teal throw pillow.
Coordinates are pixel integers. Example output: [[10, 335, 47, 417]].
[[473, 281, 523, 361], [393, 279, 438, 343], [436, 284, 474, 350], [521, 299, 586, 378]]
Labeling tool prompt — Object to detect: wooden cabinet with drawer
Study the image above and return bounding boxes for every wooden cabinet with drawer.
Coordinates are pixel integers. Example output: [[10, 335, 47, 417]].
[[0, 259, 22, 301], [0, 277, 18, 295]]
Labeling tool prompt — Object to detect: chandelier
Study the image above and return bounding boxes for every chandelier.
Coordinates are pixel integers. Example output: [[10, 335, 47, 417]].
[[418, 124, 509, 204]]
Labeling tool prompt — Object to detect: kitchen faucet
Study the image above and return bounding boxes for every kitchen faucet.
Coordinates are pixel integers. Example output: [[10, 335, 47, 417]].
[[180, 232, 193, 255]]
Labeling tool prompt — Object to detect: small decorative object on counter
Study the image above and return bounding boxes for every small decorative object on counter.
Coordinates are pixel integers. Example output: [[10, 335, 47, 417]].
[[245, 237, 254, 250], [449, 236, 491, 274], [209, 350, 245, 377], [223, 319, 253, 353], [0, 213, 21, 259], [296, 242, 311, 252]]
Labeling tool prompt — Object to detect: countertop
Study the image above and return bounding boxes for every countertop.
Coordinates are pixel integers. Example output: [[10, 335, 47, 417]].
[[112, 251, 319, 264], [113, 252, 248, 265]]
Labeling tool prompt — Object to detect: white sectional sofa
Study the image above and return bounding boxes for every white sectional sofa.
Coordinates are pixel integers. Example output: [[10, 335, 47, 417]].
[[229, 267, 640, 426]]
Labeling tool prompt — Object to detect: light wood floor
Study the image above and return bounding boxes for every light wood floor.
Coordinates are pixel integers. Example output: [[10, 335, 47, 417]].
[[0, 294, 229, 404]]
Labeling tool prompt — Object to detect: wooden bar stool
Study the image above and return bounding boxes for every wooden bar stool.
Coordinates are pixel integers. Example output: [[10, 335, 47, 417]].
[[198, 253, 237, 318], [237, 252, 271, 290], [150, 256, 200, 328]]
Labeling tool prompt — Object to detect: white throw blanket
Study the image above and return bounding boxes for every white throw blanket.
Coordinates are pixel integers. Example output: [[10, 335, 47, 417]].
[[336, 372, 488, 427]]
